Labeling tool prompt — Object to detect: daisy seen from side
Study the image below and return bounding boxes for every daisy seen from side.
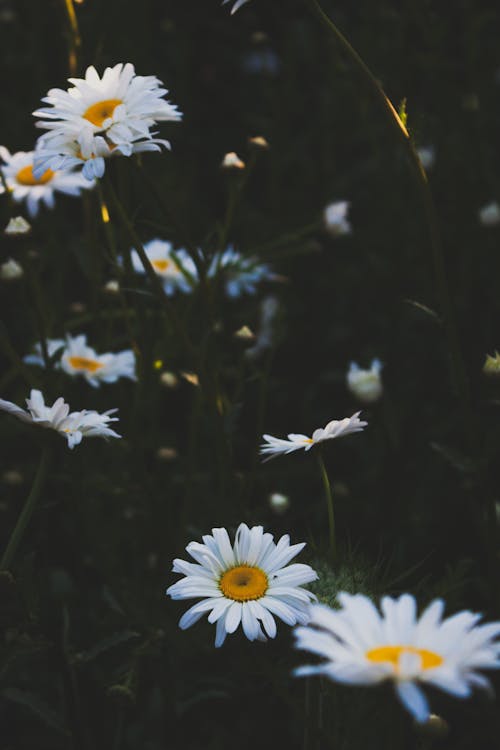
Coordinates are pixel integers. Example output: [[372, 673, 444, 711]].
[[208, 246, 276, 298], [167, 523, 318, 647], [0, 147, 93, 217], [294, 593, 500, 722], [260, 412, 367, 459], [0, 389, 121, 449]]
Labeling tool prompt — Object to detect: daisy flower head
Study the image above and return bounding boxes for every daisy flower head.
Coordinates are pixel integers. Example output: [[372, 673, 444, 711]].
[[294, 593, 500, 723], [59, 334, 136, 386], [24, 338, 66, 367], [33, 63, 181, 180], [208, 246, 275, 298], [222, 0, 251, 14], [130, 239, 197, 295], [347, 359, 383, 404], [260, 412, 367, 460], [0, 389, 121, 449], [0, 147, 92, 217], [167, 523, 318, 647]]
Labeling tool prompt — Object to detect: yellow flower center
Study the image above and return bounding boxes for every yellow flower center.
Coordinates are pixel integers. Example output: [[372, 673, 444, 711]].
[[219, 565, 268, 602], [152, 259, 170, 272], [83, 98, 123, 127], [366, 645, 443, 670], [16, 165, 54, 186], [67, 356, 103, 374]]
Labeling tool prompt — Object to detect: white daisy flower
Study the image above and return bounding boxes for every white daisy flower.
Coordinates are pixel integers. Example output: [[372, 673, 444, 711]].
[[34, 132, 170, 182], [0, 389, 121, 449], [260, 412, 367, 459], [24, 334, 136, 387], [130, 239, 197, 295], [346, 359, 383, 404], [0, 147, 92, 217], [33, 63, 181, 179], [208, 246, 275, 298], [23, 338, 66, 367], [167, 522, 318, 648], [222, 0, 251, 14], [294, 593, 500, 723], [323, 200, 351, 237]]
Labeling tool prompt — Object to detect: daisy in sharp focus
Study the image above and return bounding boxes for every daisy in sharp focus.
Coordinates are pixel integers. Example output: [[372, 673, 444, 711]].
[[33, 63, 181, 180], [260, 412, 367, 459], [0, 389, 121, 449], [208, 246, 277, 298], [0, 147, 92, 217], [167, 523, 318, 647], [130, 239, 197, 295], [294, 593, 500, 723]]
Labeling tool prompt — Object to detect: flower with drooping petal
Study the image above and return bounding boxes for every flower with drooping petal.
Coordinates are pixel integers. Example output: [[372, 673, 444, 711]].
[[347, 359, 383, 404], [129, 239, 197, 295], [260, 412, 367, 459], [167, 523, 318, 647], [294, 593, 500, 723], [33, 63, 181, 180], [0, 389, 121, 448], [222, 0, 251, 14], [208, 246, 276, 298], [323, 201, 351, 237], [0, 147, 92, 217]]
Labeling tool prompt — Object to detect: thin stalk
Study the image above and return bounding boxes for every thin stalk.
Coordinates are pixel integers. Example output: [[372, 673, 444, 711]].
[[317, 451, 336, 563], [61, 0, 81, 76], [217, 152, 257, 250], [1, 442, 52, 570], [104, 177, 195, 358], [308, 0, 469, 406]]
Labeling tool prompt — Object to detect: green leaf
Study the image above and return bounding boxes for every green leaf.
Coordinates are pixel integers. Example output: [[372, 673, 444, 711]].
[[1, 687, 68, 735], [73, 629, 140, 664]]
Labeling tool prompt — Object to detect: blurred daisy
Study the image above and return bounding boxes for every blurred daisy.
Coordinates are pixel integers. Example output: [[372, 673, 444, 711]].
[[0, 389, 121, 449], [33, 63, 181, 180], [416, 145, 435, 171], [24, 334, 136, 387], [0, 147, 92, 217], [209, 246, 275, 298], [167, 523, 318, 647], [346, 359, 383, 404], [294, 593, 500, 723], [0, 258, 23, 281], [130, 239, 197, 295], [260, 412, 367, 459], [222, 0, 251, 13], [34, 132, 170, 182], [323, 201, 351, 237]]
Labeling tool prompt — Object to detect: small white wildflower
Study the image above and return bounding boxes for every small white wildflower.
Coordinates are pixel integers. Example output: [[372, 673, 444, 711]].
[[269, 492, 290, 515]]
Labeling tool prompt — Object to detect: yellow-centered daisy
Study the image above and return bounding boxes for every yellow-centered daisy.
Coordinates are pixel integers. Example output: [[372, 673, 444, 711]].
[[294, 593, 500, 723], [167, 523, 318, 647]]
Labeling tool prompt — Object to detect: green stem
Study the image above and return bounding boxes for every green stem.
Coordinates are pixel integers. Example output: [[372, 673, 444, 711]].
[[61, 0, 81, 76], [104, 177, 195, 358], [1, 442, 52, 570], [317, 451, 336, 563], [309, 0, 469, 406]]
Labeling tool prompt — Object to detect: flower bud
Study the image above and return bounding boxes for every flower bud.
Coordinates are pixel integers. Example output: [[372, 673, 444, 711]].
[[4, 216, 31, 235], [323, 201, 351, 237], [479, 201, 500, 227], [347, 359, 383, 403], [221, 151, 245, 170], [268, 492, 290, 515], [483, 351, 500, 376], [0, 258, 23, 280], [160, 371, 179, 388]]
